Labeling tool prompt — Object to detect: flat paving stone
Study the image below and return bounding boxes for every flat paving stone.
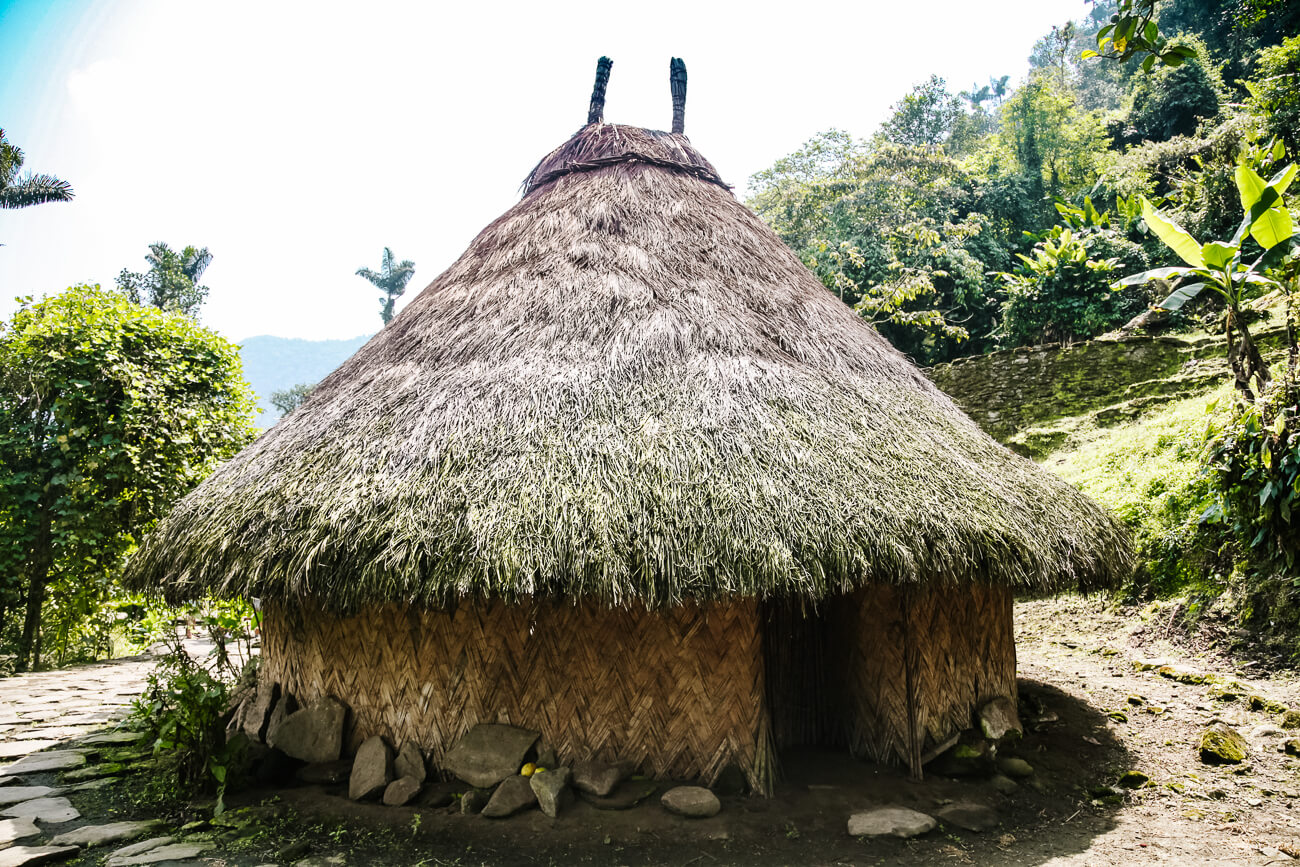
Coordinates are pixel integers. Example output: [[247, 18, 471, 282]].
[[107, 837, 174, 859], [1, 797, 80, 823], [0, 816, 41, 844], [107, 842, 212, 866], [52, 819, 165, 848], [1, 753, 86, 775], [76, 732, 142, 747], [0, 744, 58, 760], [0, 787, 58, 806], [0, 845, 80, 866]]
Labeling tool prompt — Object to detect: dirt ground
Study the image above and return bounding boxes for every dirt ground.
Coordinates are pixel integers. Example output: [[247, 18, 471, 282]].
[[8, 596, 1300, 865]]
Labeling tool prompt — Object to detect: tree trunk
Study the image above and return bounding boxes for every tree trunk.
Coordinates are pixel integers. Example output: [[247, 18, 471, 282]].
[[14, 516, 52, 673]]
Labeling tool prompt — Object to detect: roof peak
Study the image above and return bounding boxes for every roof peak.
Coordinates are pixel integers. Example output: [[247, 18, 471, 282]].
[[523, 123, 728, 196]]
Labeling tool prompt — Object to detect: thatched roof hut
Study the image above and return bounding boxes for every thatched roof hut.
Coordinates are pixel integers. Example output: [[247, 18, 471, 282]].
[[128, 58, 1130, 794]]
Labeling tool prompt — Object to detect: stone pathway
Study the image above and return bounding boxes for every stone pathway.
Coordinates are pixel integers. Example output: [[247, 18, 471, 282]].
[[0, 638, 259, 866]]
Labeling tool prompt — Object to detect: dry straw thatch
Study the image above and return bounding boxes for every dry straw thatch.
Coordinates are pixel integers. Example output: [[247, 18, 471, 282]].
[[127, 81, 1131, 609]]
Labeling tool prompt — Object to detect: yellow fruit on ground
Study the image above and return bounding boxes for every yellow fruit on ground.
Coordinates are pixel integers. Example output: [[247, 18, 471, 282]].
[[520, 762, 536, 777]]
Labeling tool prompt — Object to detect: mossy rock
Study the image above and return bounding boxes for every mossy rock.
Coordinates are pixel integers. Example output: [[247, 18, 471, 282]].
[[1200, 724, 1249, 764], [1117, 770, 1150, 789], [1248, 695, 1288, 714], [1284, 739, 1300, 757], [1279, 710, 1300, 730]]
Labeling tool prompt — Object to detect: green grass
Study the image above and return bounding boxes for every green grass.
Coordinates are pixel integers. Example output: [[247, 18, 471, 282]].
[[1048, 383, 1234, 596]]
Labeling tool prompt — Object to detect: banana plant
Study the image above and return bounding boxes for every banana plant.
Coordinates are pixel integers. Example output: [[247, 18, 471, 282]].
[[1114, 160, 1297, 399]]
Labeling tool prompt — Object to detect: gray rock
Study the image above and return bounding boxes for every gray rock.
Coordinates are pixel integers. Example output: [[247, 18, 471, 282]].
[[106, 841, 212, 865], [847, 806, 936, 838], [106, 837, 174, 859], [297, 760, 353, 785], [240, 680, 280, 742], [530, 767, 572, 818], [382, 776, 422, 807], [0, 797, 79, 823], [996, 757, 1034, 779], [571, 758, 630, 797], [936, 801, 999, 832], [0, 816, 40, 845], [348, 736, 392, 801], [989, 774, 1018, 794], [276, 841, 311, 861], [978, 697, 1023, 742], [292, 857, 346, 867], [393, 743, 426, 784], [75, 732, 141, 747], [0, 846, 80, 867], [268, 697, 346, 763], [459, 788, 490, 814], [660, 786, 721, 819], [0, 787, 57, 806], [0, 752, 86, 775], [443, 725, 538, 789], [263, 694, 296, 749], [577, 780, 658, 811], [536, 745, 558, 768], [51, 819, 164, 848], [1249, 724, 1286, 740], [481, 775, 537, 818]]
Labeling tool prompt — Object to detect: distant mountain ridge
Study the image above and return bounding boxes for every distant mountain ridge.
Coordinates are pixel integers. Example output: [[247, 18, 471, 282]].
[[238, 334, 372, 427]]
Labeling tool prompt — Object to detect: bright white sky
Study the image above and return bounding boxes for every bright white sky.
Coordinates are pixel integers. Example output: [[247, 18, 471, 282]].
[[0, 0, 1090, 342]]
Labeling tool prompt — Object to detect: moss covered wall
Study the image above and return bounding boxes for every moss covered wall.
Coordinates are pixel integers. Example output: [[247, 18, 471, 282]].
[[926, 333, 1228, 457]]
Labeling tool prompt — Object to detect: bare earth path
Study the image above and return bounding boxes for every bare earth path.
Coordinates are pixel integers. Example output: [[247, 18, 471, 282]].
[[0, 602, 1295, 866]]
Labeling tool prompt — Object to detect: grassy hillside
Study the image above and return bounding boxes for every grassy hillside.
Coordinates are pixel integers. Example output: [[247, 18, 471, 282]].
[[238, 334, 371, 427]]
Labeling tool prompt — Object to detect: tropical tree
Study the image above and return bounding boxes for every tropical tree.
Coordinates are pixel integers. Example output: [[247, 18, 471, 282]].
[[356, 248, 416, 325], [269, 382, 316, 416], [879, 76, 962, 150], [0, 286, 256, 671], [1114, 154, 1296, 398], [117, 243, 214, 318], [0, 129, 73, 211]]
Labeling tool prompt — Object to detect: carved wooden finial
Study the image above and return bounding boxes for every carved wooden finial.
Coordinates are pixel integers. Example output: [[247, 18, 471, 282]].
[[670, 58, 687, 134], [587, 56, 613, 125]]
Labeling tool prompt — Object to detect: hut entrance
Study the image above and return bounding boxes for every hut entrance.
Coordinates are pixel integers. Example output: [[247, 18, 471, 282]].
[[761, 598, 849, 749]]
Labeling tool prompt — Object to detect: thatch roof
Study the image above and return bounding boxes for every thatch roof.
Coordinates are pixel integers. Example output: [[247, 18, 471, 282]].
[[127, 96, 1131, 609]]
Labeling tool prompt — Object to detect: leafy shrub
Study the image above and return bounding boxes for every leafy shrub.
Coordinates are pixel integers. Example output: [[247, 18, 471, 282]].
[[1128, 44, 1222, 142], [998, 226, 1149, 346], [133, 649, 244, 811], [1247, 35, 1300, 160]]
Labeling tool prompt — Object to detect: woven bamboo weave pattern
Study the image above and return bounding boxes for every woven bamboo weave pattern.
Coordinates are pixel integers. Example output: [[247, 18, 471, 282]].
[[261, 598, 775, 793]]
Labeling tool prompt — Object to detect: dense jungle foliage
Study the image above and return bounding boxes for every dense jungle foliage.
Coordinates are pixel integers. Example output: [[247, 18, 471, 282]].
[[748, 0, 1300, 654]]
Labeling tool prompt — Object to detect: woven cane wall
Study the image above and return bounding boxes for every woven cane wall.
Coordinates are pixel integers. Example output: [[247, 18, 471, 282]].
[[763, 584, 1016, 772], [840, 583, 1016, 770], [260, 598, 776, 793]]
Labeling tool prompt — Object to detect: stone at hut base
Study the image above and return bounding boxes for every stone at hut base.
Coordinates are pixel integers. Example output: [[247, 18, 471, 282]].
[[481, 775, 536, 818], [382, 776, 422, 807], [51, 819, 164, 848], [571, 759, 630, 797], [297, 760, 353, 785], [443, 725, 538, 789], [660, 786, 721, 818], [936, 802, 999, 832], [393, 743, 426, 785], [1200, 724, 1248, 764], [240, 680, 280, 742], [847, 806, 936, 838], [530, 767, 572, 818], [268, 697, 347, 764], [459, 788, 490, 814], [997, 757, 1034, 779], [348, 736, 393, 801], [0, 845, 80, 867], [577, 779, 659, 811], [0, 816, 40, 845], [989, 774, 1018, 794], [978, 697, 1023, 743], [932, 740, 994, 778]]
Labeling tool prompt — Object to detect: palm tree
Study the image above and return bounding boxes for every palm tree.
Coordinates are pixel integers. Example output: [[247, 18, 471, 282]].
[[117, 242, 214, 317], [989, 75, 1011, 107], [0, 129, 73, 210], [356, 248, 416, 325]]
